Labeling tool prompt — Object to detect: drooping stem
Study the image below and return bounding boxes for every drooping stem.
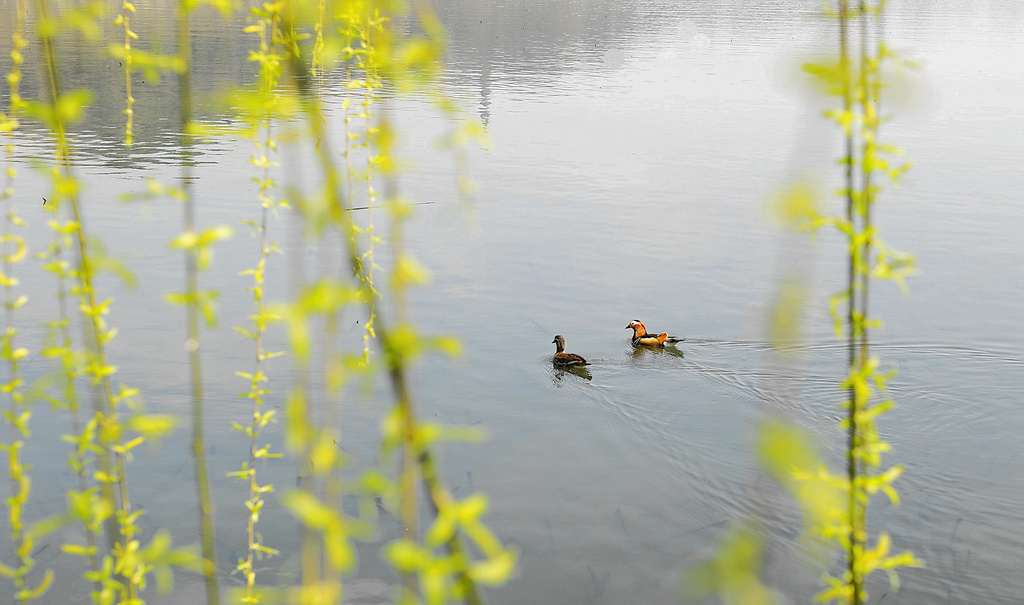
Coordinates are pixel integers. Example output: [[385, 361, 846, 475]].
[[286, 39, 493, 599], [856, 13, 875, 600], [176, 0, 220, 601], [235, 5, 283, 597], [15, 0, 101, 587], [837, 1, 864, 603], [35, 0, 142, 597], [117, 0, 136, 145], [0, 2, 34, 596]]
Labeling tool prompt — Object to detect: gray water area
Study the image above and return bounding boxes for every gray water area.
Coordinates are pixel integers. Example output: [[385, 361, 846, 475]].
[[2, 0, 1024, 603]]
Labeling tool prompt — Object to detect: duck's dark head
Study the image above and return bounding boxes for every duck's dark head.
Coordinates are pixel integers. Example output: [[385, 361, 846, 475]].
[[552, 334, 566, 352]]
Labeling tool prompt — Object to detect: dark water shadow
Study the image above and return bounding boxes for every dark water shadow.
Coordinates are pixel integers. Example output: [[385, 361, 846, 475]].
[[630, 343, 685, 360], [551, 364, 593, 383]]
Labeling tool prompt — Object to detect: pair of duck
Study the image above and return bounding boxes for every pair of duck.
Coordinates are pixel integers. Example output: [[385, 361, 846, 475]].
[[552, 319, 684, 367]]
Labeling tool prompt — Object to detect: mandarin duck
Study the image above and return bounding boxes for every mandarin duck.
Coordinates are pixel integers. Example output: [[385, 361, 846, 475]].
[[551, 335, 588, 367], [626, 319, 684, 347]]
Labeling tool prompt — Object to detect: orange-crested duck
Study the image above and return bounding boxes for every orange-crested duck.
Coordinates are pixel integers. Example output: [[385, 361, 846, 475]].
[[626, 319, 684, 347], [551, 335, 588, 367]]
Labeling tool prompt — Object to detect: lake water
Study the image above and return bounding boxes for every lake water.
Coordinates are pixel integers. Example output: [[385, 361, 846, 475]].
[[2, 0, 1023, 603]]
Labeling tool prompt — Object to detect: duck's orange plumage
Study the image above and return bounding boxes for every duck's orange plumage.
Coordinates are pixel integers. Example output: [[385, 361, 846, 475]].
[[551, 335, 588, 367], [626, 319, 684, 347]]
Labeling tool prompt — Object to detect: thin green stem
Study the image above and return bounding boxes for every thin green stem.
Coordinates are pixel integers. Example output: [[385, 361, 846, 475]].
[[288, 46, 425, 599], [360, 11, 379, 362], [118, 0, 136, 145], [856, 8, 874, 577], [21, 4, 103, 580], [837, 2, 864, 603], [177, 0, 220, 601], [34, 0, 150, 598], [0, 4, 31, 595]]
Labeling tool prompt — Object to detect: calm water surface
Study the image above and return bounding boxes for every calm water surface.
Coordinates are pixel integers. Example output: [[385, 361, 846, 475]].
[[2, 0, 1023, 603]]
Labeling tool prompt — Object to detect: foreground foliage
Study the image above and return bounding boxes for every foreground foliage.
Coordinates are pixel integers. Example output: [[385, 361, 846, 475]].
[[2, 0, 512, 603]]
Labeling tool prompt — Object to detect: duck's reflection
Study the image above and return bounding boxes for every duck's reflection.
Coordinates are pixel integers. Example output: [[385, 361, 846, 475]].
[[552, 364, 593, 382], [630, 344, 684, 360]]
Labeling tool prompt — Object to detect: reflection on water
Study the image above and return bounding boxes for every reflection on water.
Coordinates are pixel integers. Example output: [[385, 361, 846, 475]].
[[2, 0, 1024, 603], [553, 364, 593, 383], [630, 344, 685, 362]]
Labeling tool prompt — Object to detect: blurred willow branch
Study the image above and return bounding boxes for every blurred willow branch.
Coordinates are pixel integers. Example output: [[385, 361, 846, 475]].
[[689, 2, 921, 604]]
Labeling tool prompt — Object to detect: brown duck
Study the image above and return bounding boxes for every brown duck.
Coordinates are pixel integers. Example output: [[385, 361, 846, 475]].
[[626, 319, 684, 347], [551, 335, 588, 367]]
